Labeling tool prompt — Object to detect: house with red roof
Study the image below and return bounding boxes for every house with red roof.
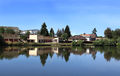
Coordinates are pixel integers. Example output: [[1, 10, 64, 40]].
[[80, 34, 96, 41]]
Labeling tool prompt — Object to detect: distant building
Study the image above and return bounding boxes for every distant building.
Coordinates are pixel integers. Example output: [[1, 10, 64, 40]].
[[0, 26, 19, 33], [20, 29, 39, 35], [28, 35, 59, 43], [80, 34, 96, 41], [1, 34, 20, 42], [68, 35, 86, 42]]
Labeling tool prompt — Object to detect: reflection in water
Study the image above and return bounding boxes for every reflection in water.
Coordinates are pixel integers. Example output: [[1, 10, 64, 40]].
[[0, 46, 120, 66], [29, 48, 38, 56]]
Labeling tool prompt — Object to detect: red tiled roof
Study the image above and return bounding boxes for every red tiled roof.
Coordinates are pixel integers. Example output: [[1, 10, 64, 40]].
[[80, 34, 96, 38], [81, 34, 91, 36]]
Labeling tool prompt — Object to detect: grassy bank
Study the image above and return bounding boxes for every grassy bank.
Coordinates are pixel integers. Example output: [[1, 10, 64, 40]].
[[4, 42, 72, 47], [1, 39, 120, 47]]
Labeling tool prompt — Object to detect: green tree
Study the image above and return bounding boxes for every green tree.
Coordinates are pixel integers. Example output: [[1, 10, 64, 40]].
[[61, 28, 65, 34], [104, 28, 112, 39], [0, 27, 5, 34], [5, 28, 15, 34], [0, 35, 5, 46], [56, 29, 62, 37], [61, 33, 68, 41], [20, 31, 30, 41], [26, 31, 30, 37], [40, 22, 49, 36], [92, 28, 97, 36], [65, 25, 71, 38], [112, 29, 120, 40], [50, 28, 54, 37]]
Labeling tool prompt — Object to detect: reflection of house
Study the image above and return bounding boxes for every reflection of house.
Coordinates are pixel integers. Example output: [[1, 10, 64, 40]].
[[2, 34, 20, 42], [52, 47, 59, 54], [68, 35, 86, 41], [86, 48, 90, 54], [28, 35, 59, 43], [28, 47, 59, 56], [29, 48, 38, 56], [80, 34, 96, 41], [69, 34, 96, 42]]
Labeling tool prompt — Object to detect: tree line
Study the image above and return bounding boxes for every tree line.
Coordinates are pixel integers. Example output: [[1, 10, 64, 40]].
[[0, 27, 15, 35], [0, 27, 16, 45], [20, 22, 71, 41], [93, 27, 120, 46], [38, 22, 71, 40], [104, 27, 120, 40]]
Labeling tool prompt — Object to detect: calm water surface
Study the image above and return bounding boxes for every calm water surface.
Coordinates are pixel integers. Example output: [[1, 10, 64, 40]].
[[0, 46, 120, 76]]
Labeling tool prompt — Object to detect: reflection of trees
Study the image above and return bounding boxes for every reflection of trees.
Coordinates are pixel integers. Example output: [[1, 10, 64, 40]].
[[49, 52, 54, 58], [0, 47, 4, 59], [58, 48, 71, 62], [1, 46, 120, 64], [62, 51, 70, 62], [104, 52, 112, 61], [39, 54, 48, 66], [72, 47, 97, 60], [0, 47, 29, 60], [90, 48, 97, 60], [19, 50, 29, 58], [96, 46, 120, 61]]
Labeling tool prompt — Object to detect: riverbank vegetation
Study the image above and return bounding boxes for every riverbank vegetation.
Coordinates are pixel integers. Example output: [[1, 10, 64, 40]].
[[101, 27, 120, 46], [72, 40, 84, 46], [0, 35, 6, 46], [4, 42, 72, 46], [1, 23, 120, 47], [93, 39, 116, 46]]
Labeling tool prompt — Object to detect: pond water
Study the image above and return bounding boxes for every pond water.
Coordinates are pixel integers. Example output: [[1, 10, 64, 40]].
[[0, 46, 120, 76]]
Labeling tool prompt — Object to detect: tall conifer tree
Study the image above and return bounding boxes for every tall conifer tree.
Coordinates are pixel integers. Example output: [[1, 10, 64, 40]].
[[40, 22, 49, 36], [65, 25, 71, 38]]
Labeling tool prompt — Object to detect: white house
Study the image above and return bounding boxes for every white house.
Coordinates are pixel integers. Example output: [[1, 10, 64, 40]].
[[28, 35, 59, 43]]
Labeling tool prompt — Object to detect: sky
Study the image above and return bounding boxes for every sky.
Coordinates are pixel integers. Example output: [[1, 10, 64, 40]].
[[0, 0, 120, 36]]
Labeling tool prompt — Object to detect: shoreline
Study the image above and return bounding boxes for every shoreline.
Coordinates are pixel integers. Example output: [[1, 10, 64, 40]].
[[0, 42, 118, 47], [3, 42, 72, 47]]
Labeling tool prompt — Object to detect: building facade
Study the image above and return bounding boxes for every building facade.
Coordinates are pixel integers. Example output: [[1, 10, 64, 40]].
[[0, 26, 19, 33], [68, 35, 86, 42], [28, 35, 59, 43], [80, 34, 96, 41], [2, 34, 20, 42]]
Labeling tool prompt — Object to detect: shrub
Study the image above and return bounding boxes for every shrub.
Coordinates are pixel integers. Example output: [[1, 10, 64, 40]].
[[116, 37, 120, 46], [0, 35, 6, 46], [72, 41, 77, 46], [93, 39, 104, 46], [93, 39, 116, 46], [77, 40, 84, 46], [104, 39, 116, 46], [72, 40, 84, 46]]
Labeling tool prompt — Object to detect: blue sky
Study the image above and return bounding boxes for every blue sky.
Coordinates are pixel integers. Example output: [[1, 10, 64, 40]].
[[0, 0, 120, 36]]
